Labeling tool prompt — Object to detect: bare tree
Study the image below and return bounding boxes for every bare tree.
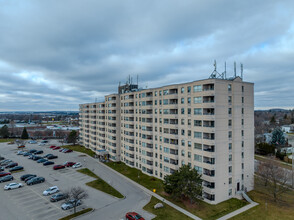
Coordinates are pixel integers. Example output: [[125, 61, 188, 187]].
[[256, 159, 290, 202], [64, 187, 88, 213]]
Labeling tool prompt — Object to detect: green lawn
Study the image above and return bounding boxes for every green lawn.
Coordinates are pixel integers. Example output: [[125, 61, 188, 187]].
[[77, 168, 124, 198], [62, 145, 96, 157], [143, 196, 192, 220], [231, 179, 294, 220], [0, 139, 15, 143], [105, 161, 247, 220], [59, 208, 93, 220]]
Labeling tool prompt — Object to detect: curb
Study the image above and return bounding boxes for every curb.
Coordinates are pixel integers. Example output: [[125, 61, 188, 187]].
[[71, 208, 95, 220]]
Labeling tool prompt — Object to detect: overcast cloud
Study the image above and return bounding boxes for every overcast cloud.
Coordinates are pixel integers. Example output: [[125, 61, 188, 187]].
[[0, 0, 293, 111]]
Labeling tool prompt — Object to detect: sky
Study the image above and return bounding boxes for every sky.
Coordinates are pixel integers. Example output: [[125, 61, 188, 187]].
[[0, 0, 293, 111]]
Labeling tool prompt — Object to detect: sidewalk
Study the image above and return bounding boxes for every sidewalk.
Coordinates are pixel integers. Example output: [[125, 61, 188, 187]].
[[217, 202, 258, 220]]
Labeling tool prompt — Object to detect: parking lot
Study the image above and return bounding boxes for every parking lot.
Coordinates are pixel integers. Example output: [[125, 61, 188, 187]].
[[0, 140, 118, 220]]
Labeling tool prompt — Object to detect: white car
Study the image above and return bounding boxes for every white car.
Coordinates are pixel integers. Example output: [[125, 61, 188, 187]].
[[43, 186, 59, 196], [72, 162, 82, 168], [61, 200, 81, 210], [4, 183, 23, 190]]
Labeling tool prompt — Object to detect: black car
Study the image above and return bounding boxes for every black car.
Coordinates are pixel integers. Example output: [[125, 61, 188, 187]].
[[43, 154, 53, 158], [27, 177, 45, 185], [50, 193, 67, 202], [24, 175, 36, 182], [47, 155, 58, 159], [0, 166, 4, 171], [9, 166, 24, 172], [34, 150, 43, 155], [37, 158, 47, 163], [43, 161, 54, 166], [0, 175, 13, 183], [20, 174, 36, 181], [28, 149, 37, 154], [32, 156, 43, 161], [0, 160, 12, 166], [0, 156, 5, 161], [5, 162, 18, 168], [23, 152, 31, 157]]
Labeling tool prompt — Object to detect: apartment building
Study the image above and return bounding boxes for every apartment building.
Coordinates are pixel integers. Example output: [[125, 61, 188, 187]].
[[79, 76, 254, 204]]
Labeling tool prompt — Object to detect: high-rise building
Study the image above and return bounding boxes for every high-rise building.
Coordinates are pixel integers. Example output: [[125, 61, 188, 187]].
[[79, 76, 254, 204]]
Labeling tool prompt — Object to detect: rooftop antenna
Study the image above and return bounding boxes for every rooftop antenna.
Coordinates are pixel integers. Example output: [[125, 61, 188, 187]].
[[209, 60, 223, 79], [241, 63, 243, 80], [234, 61, 236, 78], [222, 62, 227, 79], [137, 75, 138, 85]]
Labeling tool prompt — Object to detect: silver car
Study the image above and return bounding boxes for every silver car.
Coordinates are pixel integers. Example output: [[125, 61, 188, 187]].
[[61, 200, 81, 210]]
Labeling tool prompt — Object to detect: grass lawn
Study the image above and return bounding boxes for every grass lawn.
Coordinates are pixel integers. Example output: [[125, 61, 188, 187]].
[[231, 180, 294, 220], [77, 168, 124, 198], [105, 161, 247, 220], [59, 208, 93, 220], [143, 196, 192, 220], [0, 139, 15, 143], [62, 145, 96, 157], [255, 155, 292, 170]]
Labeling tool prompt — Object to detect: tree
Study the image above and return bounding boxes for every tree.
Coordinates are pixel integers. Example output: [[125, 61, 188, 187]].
[[67, 130, 78, 145], [271, 127, 285, 145], [270, 115, 276, 125], [21, 127, 29, 139], [0, 125, 9, 138], [255, 143, 275, 155], [163, 165, 203, 204], [64, 187, 88, 213], [275, 150, 286, 161], [256, 159, 290, 202]]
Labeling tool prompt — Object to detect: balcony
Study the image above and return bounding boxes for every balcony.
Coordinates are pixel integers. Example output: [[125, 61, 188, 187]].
[[203, 96, 215, 103], [203, 145, 215, 152], [203, 157, 215, 165], [203, 108, 215, 115]]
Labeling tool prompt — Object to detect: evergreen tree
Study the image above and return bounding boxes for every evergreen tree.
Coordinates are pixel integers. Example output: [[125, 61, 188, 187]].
[[21, 127, 29, 139], [270, 115, 276, 124], [67, 130, 78, 145], [271, 127, 285, 145], [0, 125, 9, 138]]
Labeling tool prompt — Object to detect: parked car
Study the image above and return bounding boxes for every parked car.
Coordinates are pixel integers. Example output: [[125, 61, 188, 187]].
[[17, 151, 25, 155], [34, 150, 43, 155], [53, 146, 61, 150], [37, 158, 48, 163], [61, 200, 81, 210], [125, 212, 145, 220], [59, 148, 65, 152], [9, 166, 24, 172], [43, 161, 55, 166], [20, 174, 36, 181], [23, 152, 31, 157], [0, 172, 11, 177], [4, 182, 23, 190], [53, 165, 65, 170], [5, 162, 18, 168], [24, 176, 36, 183], [43, 154, 53, 158], [0, 175, 14, 183], [47, 155, 58, 159], [43, 186, 59, 195], [0, 166, 4, 171], [63, 149, 73, 153], [32, 156, 43, 161], [64, 162, 76, 167], [38, 142, 46, 146], [50, 193, 67, 202], [28, 140, 37, 144], [28, 149, 37, 154], [0, 160, 12, 166], [72, 162, 82, 168], [27, 177, 45, 185], [17, 145, 25, 149], [49, 146, 56, 149]]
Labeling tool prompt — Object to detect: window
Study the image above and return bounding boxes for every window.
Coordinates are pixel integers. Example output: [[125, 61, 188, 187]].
[[242, 97, 244, 103], [229, 154, 232, 162], [188, 130, 191, 137], [187, 97, 191, 104], [194, 143, 202, 150], [181, 87, 184, 93], [181, 98, 184, 104], [181, 140, 185, 146], [229, 166, 232, 173], [194, 154, 202, 162], [164, 166, 169, 172], [194, 166, 202, 174], [188, 141, 191, 147], [181, 129, 185, 136], [241, 119, 244, 125], [187, 86, 191, 93], [164, 157, 169, 163], [181, 150, 185, 156], [164, 147, 169, 153], [228, 108, 232, 114], [163, 99, 168, 105], [229, 177, 232, 184], [194, 96, 202, 104], [228, 131, 232, 139], [181, 119, 185, 125], [241, 130, 244, 136], [188, 152, 191, 158], [194, 120, 202, 127], [181, 108, 185, 114], [228, 84, 232, 91], [194, 108, 202, 115], [163, 90, 168, 95], [228, 119, 232, 126], [242, 86, 244, 92], [187, 108, 191, 115], [194, 132, 202, 138], [229, 143, 232, 150], [159, 91, 162, 96], [229, 189, 232, 196], [193, 85, 202, 92], [155, 91, 157, 96], [242, 108, 244, 114], [242, 152, 244, 158], [188, 119, 191, 126], [228, 96, 232, 103], [242, 163, 244, 169]]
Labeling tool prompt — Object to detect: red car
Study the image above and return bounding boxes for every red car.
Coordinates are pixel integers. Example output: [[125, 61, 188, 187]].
[[64, 162, 76, 167], [53, 146, 61, 150], [64, 149, 73, 153], [0, 172, 11, 177], [125, 212, 145, 220], [53, 165, 65, 170], [49, 146, 56, 149]]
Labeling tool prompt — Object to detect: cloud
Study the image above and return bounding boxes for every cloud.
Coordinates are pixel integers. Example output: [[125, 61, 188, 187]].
[[0, 0, 293, 110]]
